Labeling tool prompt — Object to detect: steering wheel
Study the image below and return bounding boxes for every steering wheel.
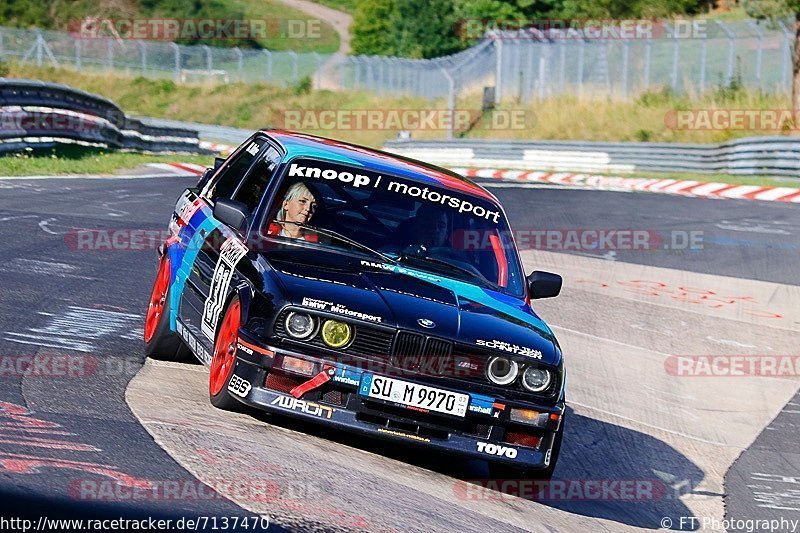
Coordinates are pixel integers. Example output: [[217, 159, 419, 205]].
[[426, 246, 490, 281]]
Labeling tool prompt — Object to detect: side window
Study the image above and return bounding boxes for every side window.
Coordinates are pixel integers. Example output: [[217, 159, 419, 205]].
[[233, 146, 281, 213], [207, 139, 264, 202]]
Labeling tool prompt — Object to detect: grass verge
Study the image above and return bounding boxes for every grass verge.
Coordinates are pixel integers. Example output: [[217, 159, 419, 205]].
[[0, 146, 211, 176]]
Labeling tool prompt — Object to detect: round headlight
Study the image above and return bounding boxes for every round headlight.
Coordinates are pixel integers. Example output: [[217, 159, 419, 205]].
[[522, 367, 551, 392], [321, 320, 351, 348], [285, 312, 315, 339], [486, 356, 519, 386]]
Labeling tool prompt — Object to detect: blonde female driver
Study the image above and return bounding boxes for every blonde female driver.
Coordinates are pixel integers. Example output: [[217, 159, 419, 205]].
[[267, 181, 318, 242]]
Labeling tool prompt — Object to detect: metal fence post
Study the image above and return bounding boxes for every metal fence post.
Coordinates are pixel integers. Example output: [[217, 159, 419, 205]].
[[312, 52, 320, 87], [138, 41, 146, 73], [512, 42, 522, 102], [379, 58, 386, 95], [577, 40, 584, 96], [263, 49, 272, 79], [366, 57, 374, 92], [644, 39, 651, 91], [170, 43, 180, 80], [670, 25, 680, 91], [781, 23, 791, 92], [604, 42, 612, 98], [622, 40, 629, 99], [35, 30, 43, 67], [203, 45, 212, 72], [439, 66, 455, 140], [106, 39, 113, 71], [716, 21, 735, 85], [235, 47, 243, 81], [537, 45, 547, 101], [525, 44, 535, 102], [352, 57, 360, 89], [748, 20, 763, 89], [494, 39, 503, 104], [699, 32, 707, 93], [289, 51, 298, 82], [558, 40, 566, 93], [75, 39, 82, 70]]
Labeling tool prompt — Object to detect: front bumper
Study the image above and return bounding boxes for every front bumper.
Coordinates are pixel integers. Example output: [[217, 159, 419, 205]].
[[230, 333, 565, 470]]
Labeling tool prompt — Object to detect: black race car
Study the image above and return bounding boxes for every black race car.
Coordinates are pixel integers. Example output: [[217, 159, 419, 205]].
[[144, 130, 565, 478]]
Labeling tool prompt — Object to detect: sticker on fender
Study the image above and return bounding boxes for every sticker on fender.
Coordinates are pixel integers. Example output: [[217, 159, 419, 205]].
[[201, 236, 247, 340], [360, 374, 468, 417]]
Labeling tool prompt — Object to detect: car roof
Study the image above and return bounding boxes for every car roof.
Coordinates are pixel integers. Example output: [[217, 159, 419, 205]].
[[262, 129, 499, 203]]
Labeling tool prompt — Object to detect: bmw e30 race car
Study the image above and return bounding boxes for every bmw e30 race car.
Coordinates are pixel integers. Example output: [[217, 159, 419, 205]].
[[144, 130, 566, 479]]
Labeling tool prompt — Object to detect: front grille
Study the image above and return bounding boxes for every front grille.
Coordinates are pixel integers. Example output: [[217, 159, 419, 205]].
[[391, 332, 453, 376]]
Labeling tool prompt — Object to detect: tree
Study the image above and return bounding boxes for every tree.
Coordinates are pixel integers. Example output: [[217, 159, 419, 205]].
[[352, 0, 461, 58], [388, 0, 461, 58], [351, 0, 395, 56]]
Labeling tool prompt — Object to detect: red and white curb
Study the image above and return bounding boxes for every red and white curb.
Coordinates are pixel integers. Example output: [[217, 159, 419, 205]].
[[452, 167, 800, 203], [156, 160, 800, 204], [199, 141, 236, 155], [147, 162, 207, 176]]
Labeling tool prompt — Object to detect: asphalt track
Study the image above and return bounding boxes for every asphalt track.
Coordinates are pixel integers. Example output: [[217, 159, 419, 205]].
[[0, 173, 797, 531]]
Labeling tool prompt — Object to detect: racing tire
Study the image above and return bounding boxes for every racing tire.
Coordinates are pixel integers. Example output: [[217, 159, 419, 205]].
[[488, 413, 565, 482], [144, 255, 191, 362], [209, 296, 243, 411]]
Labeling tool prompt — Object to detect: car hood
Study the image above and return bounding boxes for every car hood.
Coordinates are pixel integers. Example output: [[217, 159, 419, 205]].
[[262, 250, 558, 366]]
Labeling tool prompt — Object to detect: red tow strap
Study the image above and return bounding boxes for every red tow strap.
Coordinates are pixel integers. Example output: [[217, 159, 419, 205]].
[[289, 367, 334, 399]]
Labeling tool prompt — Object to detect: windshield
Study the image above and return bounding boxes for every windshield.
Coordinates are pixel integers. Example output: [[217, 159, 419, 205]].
[[261, 157, 526, 297]]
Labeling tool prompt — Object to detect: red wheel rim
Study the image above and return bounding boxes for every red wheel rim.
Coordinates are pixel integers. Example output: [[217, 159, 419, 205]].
[[210, 300, 241, 396], [144, 257, 170, 343]]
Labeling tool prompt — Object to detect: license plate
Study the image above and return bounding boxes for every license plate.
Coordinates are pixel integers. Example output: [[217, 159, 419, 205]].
[[359, 374, 469, 417]]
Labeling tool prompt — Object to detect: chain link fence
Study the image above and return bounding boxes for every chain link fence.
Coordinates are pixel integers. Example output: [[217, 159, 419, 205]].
[[0, 20, 793, 103]]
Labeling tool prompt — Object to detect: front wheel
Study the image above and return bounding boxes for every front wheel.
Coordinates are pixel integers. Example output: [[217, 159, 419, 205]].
[[144, 255, 190, 361], [209, 296, 243, 411]]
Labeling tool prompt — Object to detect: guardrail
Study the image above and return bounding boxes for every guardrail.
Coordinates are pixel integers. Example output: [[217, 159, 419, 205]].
[[0, 78, 204, 154], [384, 137, 800, 178]]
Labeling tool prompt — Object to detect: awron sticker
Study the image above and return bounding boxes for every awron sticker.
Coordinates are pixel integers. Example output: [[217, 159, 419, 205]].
[[201, 237, 247, 340]]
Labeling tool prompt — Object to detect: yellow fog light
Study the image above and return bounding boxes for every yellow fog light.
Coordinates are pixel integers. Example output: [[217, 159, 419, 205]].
[[321, 320, 351, 348]]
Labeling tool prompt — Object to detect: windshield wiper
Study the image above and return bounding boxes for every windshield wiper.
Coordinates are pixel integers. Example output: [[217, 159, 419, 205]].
[[397, 251, 499, 290], [274, 221, 397, 265]]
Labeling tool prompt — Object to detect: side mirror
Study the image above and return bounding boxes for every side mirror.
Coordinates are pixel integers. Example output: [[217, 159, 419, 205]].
[[527, 271, 562, 299], [198, 158, 225, 189], [214, 198, 249, 234]]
